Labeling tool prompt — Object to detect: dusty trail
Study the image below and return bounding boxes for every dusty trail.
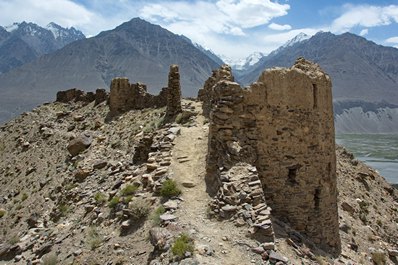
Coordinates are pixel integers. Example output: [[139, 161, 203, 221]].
[[170, 100, 259, 265]]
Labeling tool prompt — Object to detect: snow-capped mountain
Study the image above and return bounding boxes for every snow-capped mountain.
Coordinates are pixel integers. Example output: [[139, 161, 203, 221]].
[[0, 21, 85, 74], [221, 52, 265, 71], [269, 32, 311, 56]]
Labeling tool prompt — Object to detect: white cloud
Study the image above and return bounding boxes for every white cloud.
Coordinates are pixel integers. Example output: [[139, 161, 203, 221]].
[[359, 28, 369, 36], [386, 36, 398, 43], [331, 4, 398, 33], [140, 0, 289, 36], [268, 23, 292, 31], [0, 0, 96, 30]]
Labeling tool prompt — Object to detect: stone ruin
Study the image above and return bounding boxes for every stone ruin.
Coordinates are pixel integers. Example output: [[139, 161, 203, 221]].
[[108, 65, 182, 120], [199, 58, 341, 255], [56, 88, 108, 106]]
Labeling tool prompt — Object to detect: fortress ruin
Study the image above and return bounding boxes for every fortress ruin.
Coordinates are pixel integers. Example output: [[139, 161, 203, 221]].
[[199, 58, 341, 254]]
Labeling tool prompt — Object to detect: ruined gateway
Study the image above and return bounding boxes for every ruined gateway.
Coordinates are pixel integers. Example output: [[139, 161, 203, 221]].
[[199, 58, 340, 255], [107, 58, 341, 255]]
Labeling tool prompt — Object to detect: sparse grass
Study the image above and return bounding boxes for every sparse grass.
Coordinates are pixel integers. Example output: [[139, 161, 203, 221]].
[[8, 235, 19, 245], [129, 198, 150, 221], [124, 195, 133, 204], [94, 192, 107, 205], [171, 233, 194, 258], [58, 203, 70, 217], [315, 255, 329, 265], [151, 206, 166, 226], [21, 193, 28, 201], [371, 250, 386, 265], [42, 253, 58, 265], [121, 185, 138, 196], [87, 226, 103, 250], [108, 196, 120, 209], [160, 179, 181, 199]]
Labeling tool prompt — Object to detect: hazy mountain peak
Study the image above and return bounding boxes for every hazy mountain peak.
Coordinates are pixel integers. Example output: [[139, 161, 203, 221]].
[[46, 22, 85, 41]]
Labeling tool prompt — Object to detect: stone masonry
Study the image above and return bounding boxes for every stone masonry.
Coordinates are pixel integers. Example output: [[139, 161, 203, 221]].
[[108, 65, 182, 119], [108, 79, 168, 114], [164, 65, 182, 121], [202, 58, 341, 255]]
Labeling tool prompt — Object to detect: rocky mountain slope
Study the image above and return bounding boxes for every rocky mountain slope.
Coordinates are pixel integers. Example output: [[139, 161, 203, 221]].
[[0, 22, 85, 74], [334, 100, 398, 133], [240, 32, 398, 105], [0, 18, 221, 125], [0, 89, 397, 264]]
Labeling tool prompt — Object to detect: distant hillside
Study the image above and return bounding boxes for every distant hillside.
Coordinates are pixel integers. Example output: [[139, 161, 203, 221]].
[[0, 18, 221, 124], [0, 22, 85, 74], [240, 32, 398, 105]]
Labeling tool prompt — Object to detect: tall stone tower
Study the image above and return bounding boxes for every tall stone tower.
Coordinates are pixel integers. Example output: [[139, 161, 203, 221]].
[[203, 58, 341, 254]]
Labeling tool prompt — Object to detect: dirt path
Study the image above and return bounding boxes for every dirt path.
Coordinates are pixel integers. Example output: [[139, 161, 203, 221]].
[[170, 100, 259, 265]]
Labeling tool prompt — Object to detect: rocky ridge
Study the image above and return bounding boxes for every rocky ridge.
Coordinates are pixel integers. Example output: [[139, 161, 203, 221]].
[[0, 62, 397, 265]]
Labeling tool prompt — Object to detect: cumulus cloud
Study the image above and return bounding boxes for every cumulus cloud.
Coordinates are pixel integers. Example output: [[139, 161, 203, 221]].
[[268, 23, 292, 31], [140, 0, 289, 36], [331, 4, 398, 33], [386, 36, 398, 43], [0, 0, 96, 29], [359, 29, 369, 36]]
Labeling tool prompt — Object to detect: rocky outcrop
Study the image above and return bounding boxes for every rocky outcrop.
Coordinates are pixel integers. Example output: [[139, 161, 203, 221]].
[[202, 58, 341, 255]]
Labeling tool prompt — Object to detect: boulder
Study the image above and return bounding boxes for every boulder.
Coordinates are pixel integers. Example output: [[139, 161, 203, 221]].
[[67, 133, 92, 156]]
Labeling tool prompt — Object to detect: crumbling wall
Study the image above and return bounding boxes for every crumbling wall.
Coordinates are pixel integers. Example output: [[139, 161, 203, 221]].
[[108, 79, 167, 114], [203, 58, 340, 254], [165, 65, 182, 121], [198, 65, 234, 118], [56, 88, 108, 104], [108, 65, 181, 117]]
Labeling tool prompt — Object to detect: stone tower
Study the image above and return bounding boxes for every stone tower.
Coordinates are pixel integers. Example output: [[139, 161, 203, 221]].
[[203, 58, 341, 254], [165, 64, 182, 120]]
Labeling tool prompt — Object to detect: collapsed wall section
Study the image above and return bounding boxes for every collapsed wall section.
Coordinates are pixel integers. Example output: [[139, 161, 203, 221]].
[[203, 58, 341, 254], [108, 65, 182, 118]]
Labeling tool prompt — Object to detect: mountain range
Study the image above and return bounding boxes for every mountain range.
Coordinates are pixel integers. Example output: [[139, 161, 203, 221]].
[[0, 18, 221, 123], [1, 18, 398, 133], [0, 22, 85, 74], [239, 32, 398, 105]]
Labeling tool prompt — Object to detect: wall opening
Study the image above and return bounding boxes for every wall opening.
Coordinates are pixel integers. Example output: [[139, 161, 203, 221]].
[[314, 188, 321, 210], [312, 84, 318, 109], [287, 165, 299, 185]]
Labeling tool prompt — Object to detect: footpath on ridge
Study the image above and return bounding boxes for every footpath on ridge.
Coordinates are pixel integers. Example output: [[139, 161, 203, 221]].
[[169, 100, 259, 265]]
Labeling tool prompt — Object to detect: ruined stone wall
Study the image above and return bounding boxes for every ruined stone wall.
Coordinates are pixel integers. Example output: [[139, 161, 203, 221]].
[[108, 66, 181, 117], [56, 88, 108, 105], [108, 79, 167, 114], [165, 65, 182, 121], [198, 65, 234, 118], [204, 58, 340, 254]]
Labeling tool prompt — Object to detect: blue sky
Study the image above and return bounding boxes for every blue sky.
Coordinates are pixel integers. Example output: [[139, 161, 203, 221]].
[[1, 0, 398, 59]]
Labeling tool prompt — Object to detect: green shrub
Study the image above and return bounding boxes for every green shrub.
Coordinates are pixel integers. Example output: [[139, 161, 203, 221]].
[[94, 192, 107, 205], [121, 185, 138, 196], [87, 226, 103, 250], [21, 193, 28, 201], [160, 179, 181, 199], [108, 196, 120, 208], [42, 253, 58, 265], [151, 206, 166, 226], [129, 198, 151, 221], [171, 233, 194, 258], [58, 203, 70, 217]]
